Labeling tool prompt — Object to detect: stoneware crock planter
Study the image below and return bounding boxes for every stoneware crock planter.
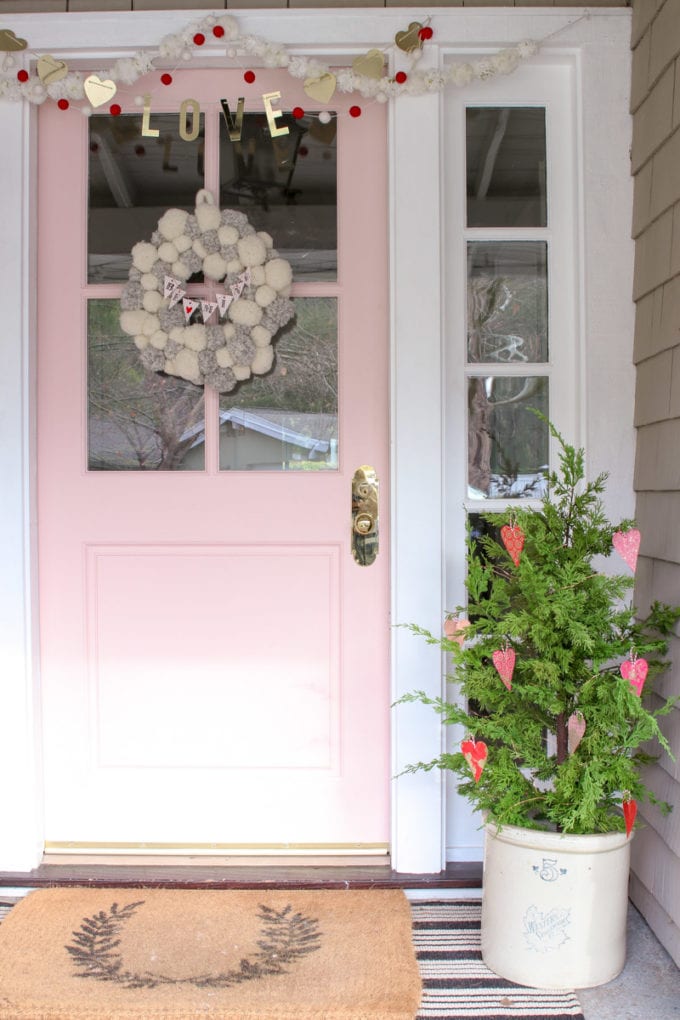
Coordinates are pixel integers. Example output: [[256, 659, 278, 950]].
[[481, 822, 631, 989]]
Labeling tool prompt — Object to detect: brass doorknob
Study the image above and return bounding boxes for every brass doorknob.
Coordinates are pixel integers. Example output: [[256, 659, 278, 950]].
[[354, 511, 374, 536]]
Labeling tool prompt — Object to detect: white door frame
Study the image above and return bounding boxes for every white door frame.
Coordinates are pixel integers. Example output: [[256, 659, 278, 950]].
[[0, 8, 633, 874]]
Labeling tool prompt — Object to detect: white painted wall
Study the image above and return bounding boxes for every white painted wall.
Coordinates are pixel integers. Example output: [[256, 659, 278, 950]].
[[0, 7, 633, 875]]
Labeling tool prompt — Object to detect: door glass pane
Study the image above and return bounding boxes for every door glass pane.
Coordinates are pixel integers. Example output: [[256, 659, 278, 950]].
[[466, 107, 546, 227], [468, 241, 548, 363], [467, 376, 548, 499], [219, 111, 337, 282], [88, 299, 205, 470], [204, 297, 337, 472], [88, 114, 205, 283]]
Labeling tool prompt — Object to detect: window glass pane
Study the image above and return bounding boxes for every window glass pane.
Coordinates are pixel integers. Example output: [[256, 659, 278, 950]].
[[88, 114, 205, 283], [466, 107, 546, 227], [208, 297, 337, 471], [467, 376, 548, 498], [468, 241, 548, 363], [88, 299, 205, 470], [219, 111, 337, 282]]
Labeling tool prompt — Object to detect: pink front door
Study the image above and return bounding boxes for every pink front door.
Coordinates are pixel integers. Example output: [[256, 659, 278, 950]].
[[37, 70, 390, 851]]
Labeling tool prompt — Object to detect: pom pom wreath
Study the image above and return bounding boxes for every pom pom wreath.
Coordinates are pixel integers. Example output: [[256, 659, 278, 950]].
[[119, 190, 295, 391]]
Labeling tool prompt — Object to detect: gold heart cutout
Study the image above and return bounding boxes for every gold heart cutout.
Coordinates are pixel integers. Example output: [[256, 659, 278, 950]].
[[37, 55, 68, 85], [352, 49, 385, 81], [395, 22, 423, 54], [303, 72, 336, 105], [309, 119, 337, 146], [0, 29, 28, 52], [83, 74, 117, 108]]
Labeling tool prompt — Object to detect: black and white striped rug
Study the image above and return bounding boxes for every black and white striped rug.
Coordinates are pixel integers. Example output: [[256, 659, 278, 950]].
[[413, 900, 585, 1020]]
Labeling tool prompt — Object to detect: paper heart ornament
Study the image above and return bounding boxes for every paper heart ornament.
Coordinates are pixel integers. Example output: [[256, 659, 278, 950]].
[[501, 524, 525, 567], [613, 528, 640, 573], [395, 22, 423, 54], [352, 49, 385, 80], [492, 647, 515, 691], [37, 55, 68, 85], [461, 739, 488, 783], [620, 656, 648, 697], [0, 29, 28, 52], [83, 74, 117, 108], [444, 617, 470, 646], [567, 711, 586, 753], [622, 796, 637, 838], [303, 73, 336, 104]]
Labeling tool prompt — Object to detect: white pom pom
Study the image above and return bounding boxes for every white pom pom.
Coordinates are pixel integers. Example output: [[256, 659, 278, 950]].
[[203, 253, 228, 280], [257, 231, 274, 249], [149, 329, 168, 350], [158, 208, 189, 241], [255, 285, 276, 308], [174, 234, 192, 253], [251, 345, 274, 375], [141, 273, 158, 291], [141, 313, 160, 337], [216, 347, 234, 368], [174, 348, 201, 384], [218, 225, 239, 246], [226, 259, 243, 275], [264, 257, 293, 292], [134, 334, 149, 350], [183, 324, 207, 351], [158, 241, 179, 263], [195, 203, 221, 232], [143, 290, 163, 313], [229, 298, 262, 327], [249, 266, 266, 286], [252, 325, 272, 347], [237, 234, 267, 268], [232, 364, 251, 381], [171, 260, 192, 281], [120, 309, 146, 336], [318, 111, 331, 125], [192, 238, 208, 259], [131, 241, 159, 273]]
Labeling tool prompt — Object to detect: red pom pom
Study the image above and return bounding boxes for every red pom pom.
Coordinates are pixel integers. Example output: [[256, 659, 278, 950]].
[[244, 70, 256, 84], [395, 71, 407, 84], [212, 25, 225, 38], [57, 98, 69, 111], [292, 106, 305, 120], [418, 26, 434, 41], [298, 146, 309, 157], [193, 33, 205, 46], [349, 105, 362, 118], [160, 73, 173, 86], [135, 145, 145, 157], [110, 103, 122, 116], [17, 69, 29, 83]]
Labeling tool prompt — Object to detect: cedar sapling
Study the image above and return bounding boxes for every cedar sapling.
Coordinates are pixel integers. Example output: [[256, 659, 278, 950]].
[[400, 418, 680, 835]]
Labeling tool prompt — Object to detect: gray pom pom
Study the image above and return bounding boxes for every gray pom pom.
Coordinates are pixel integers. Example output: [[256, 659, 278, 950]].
[[206, 326, 226, 351], [220, 244, 238, 263], [165, 338, 183, 359], [140, 347, 165, 372], [227, 327, 256, 365], [159, 304, 184, 331], [198, 349, 217, 374], [221, 209, 248, 229], [151, 230, 162, 246], [185, 215, 200, 239], [201, 229, 221, 254], [151, 260, 173, 283], [262, 297, 296, 333], [206, 367, 237, 392], [180, 249, 202, 274], [120, 281, 144, 311], [128, 267, 142, 282]]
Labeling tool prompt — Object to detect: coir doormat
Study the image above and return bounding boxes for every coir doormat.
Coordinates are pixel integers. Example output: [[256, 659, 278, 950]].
[[0, 887, 421, 1020]]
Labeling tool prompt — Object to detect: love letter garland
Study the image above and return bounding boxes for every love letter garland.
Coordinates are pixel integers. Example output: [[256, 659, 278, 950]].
[[119, 189, 295, 392], [492, 646, 515, 691], [500, 523, 525, 567], [612, 528, 641, 573], [620, 653, 648, 697], [461, 738, 487, 782], [622, 793, 637, 838]]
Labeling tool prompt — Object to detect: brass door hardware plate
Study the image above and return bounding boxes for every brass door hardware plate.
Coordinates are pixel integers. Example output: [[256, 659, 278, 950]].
[[351, 465, 379, 565]]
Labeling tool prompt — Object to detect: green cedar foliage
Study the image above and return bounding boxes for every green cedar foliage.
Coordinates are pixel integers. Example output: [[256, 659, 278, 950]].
[[400, 420, 680, 834]]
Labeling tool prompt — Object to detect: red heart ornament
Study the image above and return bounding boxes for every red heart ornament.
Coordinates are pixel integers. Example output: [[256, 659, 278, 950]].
[[492, 648, 515, 691], [620, 656, 648, 697], [501, 524, 525, 567], [613, 528, 640, 573], [461, 739, 488, 782], [567, 711, 586, 753], [444, 618, 470, 646], [622, 797, 637, 838]]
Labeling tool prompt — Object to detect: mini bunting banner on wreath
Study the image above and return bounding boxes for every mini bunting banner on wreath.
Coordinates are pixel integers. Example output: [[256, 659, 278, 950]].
[[119, 189, 295, 392]]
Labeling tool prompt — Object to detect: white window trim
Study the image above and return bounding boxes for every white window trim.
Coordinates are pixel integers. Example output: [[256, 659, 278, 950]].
[[0, 8, 633, 874]]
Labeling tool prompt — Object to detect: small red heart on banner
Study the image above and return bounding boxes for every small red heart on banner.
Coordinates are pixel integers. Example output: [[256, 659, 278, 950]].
[[620, 656, 648, 697], [444, 618, 470, 646], [612, 529, 640, 573], [567, 711, 586, 753], [500, 524, 525, 567], [622, 797, 637, 838], [461, 739, 488, 782], [492, 648, 515, 691]]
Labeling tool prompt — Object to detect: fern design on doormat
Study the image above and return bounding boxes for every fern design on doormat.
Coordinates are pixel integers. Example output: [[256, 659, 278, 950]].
[[65, 901, 322, 990]]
